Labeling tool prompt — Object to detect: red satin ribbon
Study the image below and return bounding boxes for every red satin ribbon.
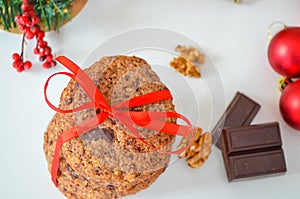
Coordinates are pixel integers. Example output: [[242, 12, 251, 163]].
[[44, 56, 194, 186]]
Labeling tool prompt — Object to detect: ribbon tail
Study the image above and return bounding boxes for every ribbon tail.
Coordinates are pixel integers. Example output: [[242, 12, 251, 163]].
[[51, 136, 63, 186], [50, 112, 108, 186], [51, 129, 79, 186]]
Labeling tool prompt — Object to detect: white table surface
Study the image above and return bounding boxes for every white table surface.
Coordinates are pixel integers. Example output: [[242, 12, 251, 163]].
[[1, 0, 300, 198]]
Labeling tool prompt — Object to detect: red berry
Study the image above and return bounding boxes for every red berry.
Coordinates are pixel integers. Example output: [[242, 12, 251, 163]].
[[12, 53, 20, 60], [25, 21, 32, 27], [33, 48, 40, 55], [21, 3, 30, 11], [28, 3, 34, 11], [43, 62, 50, 69], [13, 61, 19, 68], [44, 47, 51, 55], [31, 16, 40, 25], [14, 15, 21, 23], [20, 16, 29, 25], [46, 55, 53, 62], [36, 31, 45, 39], [39, 55, 46, 61], [23, 61, 32, 70], [42, 41, 48, 48], [38, 39, 47, 47], [18, 18, 24, 25], [25, 32, 34, 39], [39, 49, 45, 57], [30, 25, 39, 34], [22, 12, 30, 18], [17, 24, 25, 31], [38, 47, 45, 55], [22, 0, 29, 3], [28, 10, 35, 16], [16, 66, 25, 73], [24, 27, 31, 33], [13, 58, 24, 70], [50, 61, 57, 67]]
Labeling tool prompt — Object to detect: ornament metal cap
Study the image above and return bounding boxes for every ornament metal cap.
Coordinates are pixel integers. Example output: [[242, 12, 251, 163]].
[[278, 77, 293, 92]]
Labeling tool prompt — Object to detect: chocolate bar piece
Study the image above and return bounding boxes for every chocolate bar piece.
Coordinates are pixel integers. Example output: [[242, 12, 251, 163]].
[[223, 122, 281, 155], [221, 122, 287, 182], [212, 92, 261, 150], [223, 149, 286, 182]]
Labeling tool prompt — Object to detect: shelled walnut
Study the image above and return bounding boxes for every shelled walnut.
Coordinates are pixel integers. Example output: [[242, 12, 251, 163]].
[[177, 128, 212, 168], [169, 45, 205, 78], [175, 45, 205, 64]]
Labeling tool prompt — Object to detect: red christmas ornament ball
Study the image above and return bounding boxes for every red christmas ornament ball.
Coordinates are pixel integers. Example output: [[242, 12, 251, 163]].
[[268, 27, 300, 78], [280, 80, 300, 130]]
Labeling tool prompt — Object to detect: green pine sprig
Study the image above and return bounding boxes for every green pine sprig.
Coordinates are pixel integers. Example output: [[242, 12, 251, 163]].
[[0, 0, 22, 30]]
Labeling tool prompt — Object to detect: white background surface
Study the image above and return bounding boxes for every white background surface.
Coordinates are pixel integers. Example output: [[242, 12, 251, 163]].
[[1, 0, 300, 198]]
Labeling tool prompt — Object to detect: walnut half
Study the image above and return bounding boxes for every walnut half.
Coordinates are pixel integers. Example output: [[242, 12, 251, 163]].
[[177, 128, 212, 168], [169, 45, 205, 78]]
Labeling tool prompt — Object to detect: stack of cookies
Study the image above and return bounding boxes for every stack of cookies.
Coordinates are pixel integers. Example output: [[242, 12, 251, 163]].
[[44, 56, 177, 198]]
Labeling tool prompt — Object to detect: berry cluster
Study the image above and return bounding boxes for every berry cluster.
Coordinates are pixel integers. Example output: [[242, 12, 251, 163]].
[[12, 48, 32, 72], [12, 0, 56, 73]]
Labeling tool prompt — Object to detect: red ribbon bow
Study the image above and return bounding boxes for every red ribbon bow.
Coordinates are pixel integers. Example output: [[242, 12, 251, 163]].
[[44, 56, 194, 186]]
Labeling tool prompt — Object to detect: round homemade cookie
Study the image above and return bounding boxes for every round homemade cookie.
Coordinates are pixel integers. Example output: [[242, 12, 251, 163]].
[[44, 56, 176, 198]]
